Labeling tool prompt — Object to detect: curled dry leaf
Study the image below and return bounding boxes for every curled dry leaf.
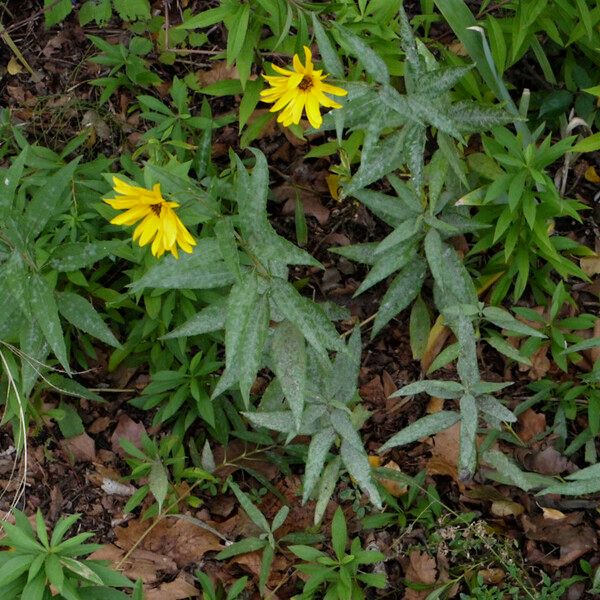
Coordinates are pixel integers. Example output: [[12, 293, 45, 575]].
[[517, 409, 546, 443]]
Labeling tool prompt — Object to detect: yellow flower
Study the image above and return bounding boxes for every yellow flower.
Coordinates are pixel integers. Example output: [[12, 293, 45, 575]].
[[104, 177, 196, 259], [260, 46, 347, 129]]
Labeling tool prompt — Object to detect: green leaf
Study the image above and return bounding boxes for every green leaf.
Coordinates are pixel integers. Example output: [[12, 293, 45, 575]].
[[112, 0, 150, 20], [379, 412, 460, 452], [25, 158, 80, 239], [561, 337, 600, 354], [372, 257, 427, 337], [478, 395, 516, 423], [391, 380, 464, 399], [50, 513, 82, 547], [311, 14, 344, 78], [331, 507, 347, 561], [57, 401, 85, 438], [0, 555, 34, 586], [215, 537, 267, 560], [160, 304, 225, 339], [272, 321, 306, 429], [0, 147, 27, 210], [303, 428, 336, 503], [459, 393, 478, 479], [49, 241, 123, 272], [45, 553, 64, 592], [130, 240, 235, 292], [482, 306, 546, 338], [226, 3, 250, 66], [484, 449, 543, 492], [29, 273, 70, 373], [57, 292, 120, 348], [44, 0, 72, 27], [258, 544, 274, 594], [45, 374, 104, 402], [409, 296, 430, 360], [237, 294, 270, 405], [314, 456, 341, 525], [288, 545, 327, 561], [334, 24, 389, 84], [228, 481, 270, 533], [35, 509, 49, 548], [270, 278, 345, 359], [60, 557, 104, 585], [340, 439, 382, 508], [149, 460, 169, 512]]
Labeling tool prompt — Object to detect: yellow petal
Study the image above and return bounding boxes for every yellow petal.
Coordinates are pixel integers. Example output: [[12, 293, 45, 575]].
[[272, 64, 294, 76], [110, 205, 151, 226], [319, 82, 348, 97], [302, 46, 314, 73], [305, 94, 323, 129], [137, 214, 160, 246]]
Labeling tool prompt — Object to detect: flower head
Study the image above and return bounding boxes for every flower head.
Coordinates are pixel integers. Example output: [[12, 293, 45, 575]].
[[104, 177, 196, 259], [260, 46, 347, 129]]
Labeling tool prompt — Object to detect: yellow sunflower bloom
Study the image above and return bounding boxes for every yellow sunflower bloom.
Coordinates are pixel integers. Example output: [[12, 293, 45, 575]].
[[104, 177, 196, 259], [260, 46, 347, 129]]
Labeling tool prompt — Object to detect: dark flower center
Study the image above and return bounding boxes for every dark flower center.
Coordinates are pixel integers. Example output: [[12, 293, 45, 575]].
[[298, 76, 313, 91], [150, 204, 162, 216]]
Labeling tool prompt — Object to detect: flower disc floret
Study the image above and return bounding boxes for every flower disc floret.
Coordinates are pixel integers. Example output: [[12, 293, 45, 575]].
[[104, 177, 196, 259], [260, 46, 347, 129]]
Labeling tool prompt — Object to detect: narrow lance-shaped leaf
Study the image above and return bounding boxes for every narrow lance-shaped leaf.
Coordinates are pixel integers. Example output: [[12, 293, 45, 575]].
[[57, 291, 120, 348], [237, 294, 270, 406], [340, 438, 382, 509], [303, 427, 336, 503], [28, 273, 70, 373], [379, 411, 461, 452], [458, 393, 478, 479], [272, 321, 307, 429]]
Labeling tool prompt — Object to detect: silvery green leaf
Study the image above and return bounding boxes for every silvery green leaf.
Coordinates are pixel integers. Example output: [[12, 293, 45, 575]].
[[334, 24, 389, 84], [201, 440, 216, 473], [538, 479, 600, 496], [28, 273, 69, 373], [130, 240, 234, 291], [160, 304, 225, 339], [49, 241, 123, 272], [303, 427, 336, 503], [354, 188, 420, 227], [242, 410, 296, 433], [483, 306, 546, 338], [340, 438, 382, 508], [311, 14, 344, 78], [225, 272, 258, 370], [374, 218, 420, 257], [149, 460, 169, 512], [238, 294, 270, 405], [561, 462, 600, 481], [398, 3, 422, 87], [459, 393, 478, 479], [372, 257, 427, 337], [447, 101, 515, 133], [215, 217, 241, 281], [57, 291, 120, 348], [403, 122, 427, 192], [379, 412, 460, 452], [354, 242, 418, 296], [478, 395, 516, 423], [453, 314, 480, 388], [330, 409, 363, 452], [328, 327, 361, 405], [328, 243, 379, 266], [20, 320, 49, 398], [416, 66, 473, 95], [320, 85, 379, 132], [272, 321, 306, 429], [0, 146, 27, 210], [390, 380, 464, 399], [484, 449, 545, 492], [25, 158, 80, 239], [470, 381, 513, 394], [270, 278, 345, 357], [314, 456, 341, 525]]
